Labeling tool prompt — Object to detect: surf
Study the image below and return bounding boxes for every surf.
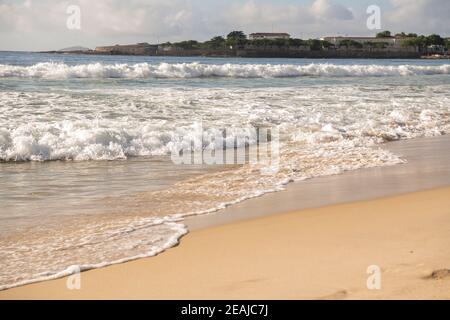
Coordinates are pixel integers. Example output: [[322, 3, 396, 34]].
[[1, 62, 449, 79]]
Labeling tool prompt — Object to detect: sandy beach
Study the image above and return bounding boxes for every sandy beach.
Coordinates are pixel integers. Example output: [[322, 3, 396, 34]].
[[1, 135, 450, 299], [1, 186, 449, 300], [1, 0, 450, 302]]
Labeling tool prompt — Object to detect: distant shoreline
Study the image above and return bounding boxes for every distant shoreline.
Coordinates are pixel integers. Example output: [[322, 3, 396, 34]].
[[37, 50, 450, 60], [1, 50, 447, 59]]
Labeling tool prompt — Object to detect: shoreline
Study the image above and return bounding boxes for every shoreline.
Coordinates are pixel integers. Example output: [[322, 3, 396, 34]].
[[0, 135, 449, 299], [7, 50, 449, 60], [186, 135, 450, 230], [1, 187, 449, 299], [37, 51, 434, 59]]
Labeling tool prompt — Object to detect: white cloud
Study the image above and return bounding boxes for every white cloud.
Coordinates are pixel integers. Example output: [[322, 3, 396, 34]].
[[210, 0, 359, 40], [0, 0, 355, 40], [76, 0, 206, 38], [385, 0, 450, 35], [0, 0, 207, 37], [0, 0, 62, 32], [0, 0, 448, 51], [310, 0, 354, 20]]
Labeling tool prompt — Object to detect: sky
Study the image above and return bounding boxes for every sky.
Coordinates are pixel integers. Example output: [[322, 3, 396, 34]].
[[0, 0, 449, 51]]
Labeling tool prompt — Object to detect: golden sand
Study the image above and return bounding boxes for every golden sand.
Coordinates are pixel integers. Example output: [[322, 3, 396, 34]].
[[1, 188, 449, 300]]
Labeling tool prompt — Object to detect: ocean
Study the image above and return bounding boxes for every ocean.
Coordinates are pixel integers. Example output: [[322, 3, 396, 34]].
[[0, 51, 449, 290]]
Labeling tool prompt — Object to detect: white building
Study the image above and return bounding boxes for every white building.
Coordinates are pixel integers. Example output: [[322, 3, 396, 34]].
[[249, 33, 291, 40]]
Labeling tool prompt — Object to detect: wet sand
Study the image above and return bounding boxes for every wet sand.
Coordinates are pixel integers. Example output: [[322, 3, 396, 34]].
[[187, 135, 450, 230], [1, 135, 450, 299], [1, 187, 449, 299]]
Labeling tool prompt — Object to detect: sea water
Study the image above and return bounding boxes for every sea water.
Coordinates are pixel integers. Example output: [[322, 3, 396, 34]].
[[0, 52, 449, 289]]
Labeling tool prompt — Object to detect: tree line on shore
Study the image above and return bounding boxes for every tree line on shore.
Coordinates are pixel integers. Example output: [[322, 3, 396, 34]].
[[161, 31, 333, 51], [160, 31, 449, 52]]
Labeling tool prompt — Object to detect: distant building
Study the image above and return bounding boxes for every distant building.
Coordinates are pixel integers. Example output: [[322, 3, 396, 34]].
[[427, 45, 446, 54], [249, 33, 290, 40], [322, 36, 415, 49], [59, 46, 91, 52], [95, 43, 158, 55]]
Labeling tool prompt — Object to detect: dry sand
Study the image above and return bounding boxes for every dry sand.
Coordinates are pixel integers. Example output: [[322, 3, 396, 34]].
[[1, 187, 450, 300]]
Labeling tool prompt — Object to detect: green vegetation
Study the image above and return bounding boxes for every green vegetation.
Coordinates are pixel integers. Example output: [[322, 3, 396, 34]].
[[288, 38, 308, 47], [161, 30, 448, 53], [226, 31, 247, 47], [165, 40, 200, 50], [306, 39, 323, 51], [338, 39, 363, 49], [426, 34, 445, 46], [321, 40, 334, 49], [365, 41, 389, 49], [395, 32, 418, 38], [376, 30, 392, 38], [203, 36, 226, 49], [227, 31, 246, 41], [401, 34, 446, 51], [166, 31, 330, 51]]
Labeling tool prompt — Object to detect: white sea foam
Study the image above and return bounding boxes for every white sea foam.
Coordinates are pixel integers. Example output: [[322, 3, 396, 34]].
[[1, 85, 449, 162], [1, 62, 449, 79], [1, 70, 450, 290], [0, 139, 405, 291], [0, 217, 187, 291]]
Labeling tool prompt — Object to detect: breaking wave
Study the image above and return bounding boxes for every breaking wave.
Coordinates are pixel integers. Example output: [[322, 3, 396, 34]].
[[1, 56, 450, 290], [1, 62, 449, 79], [1, 84, 449, 162]]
